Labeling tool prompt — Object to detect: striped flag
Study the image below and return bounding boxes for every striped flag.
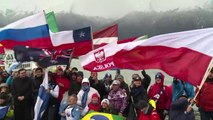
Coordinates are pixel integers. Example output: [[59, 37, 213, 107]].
[[93, 24, 118, 49], [80, 27, 213, 86], [0, 12, 52, 49]]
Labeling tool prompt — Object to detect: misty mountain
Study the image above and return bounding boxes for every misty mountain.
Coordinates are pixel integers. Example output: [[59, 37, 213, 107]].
[[1, 8, 213, 39]]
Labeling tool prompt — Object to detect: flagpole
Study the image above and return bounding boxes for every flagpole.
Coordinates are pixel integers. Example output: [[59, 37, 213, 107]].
[[91, 26, 94, 50], [192, 58, 213, 104]]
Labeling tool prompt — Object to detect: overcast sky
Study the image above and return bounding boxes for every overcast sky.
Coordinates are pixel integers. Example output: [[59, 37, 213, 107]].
[[0, 0, 210, 18]]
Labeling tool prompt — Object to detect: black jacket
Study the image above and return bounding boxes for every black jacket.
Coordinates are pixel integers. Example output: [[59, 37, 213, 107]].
[[11, 76, 32, 106], [169, 98, 195, 120]]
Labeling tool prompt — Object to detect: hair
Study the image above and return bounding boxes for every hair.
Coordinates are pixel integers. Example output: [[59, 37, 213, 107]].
[[18, 68, 26, 74], [72, 67, 78, 71], [70, 94, 78, 101], [35, 67, 43, 72]]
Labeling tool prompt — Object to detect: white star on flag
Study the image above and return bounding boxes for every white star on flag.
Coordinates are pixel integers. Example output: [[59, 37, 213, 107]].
[[79, 32, 85, 37]]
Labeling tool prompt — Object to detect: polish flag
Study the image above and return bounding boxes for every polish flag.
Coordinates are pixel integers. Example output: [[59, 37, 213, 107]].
[[93, 24, 118, 49], [80, 28, 213, 86]]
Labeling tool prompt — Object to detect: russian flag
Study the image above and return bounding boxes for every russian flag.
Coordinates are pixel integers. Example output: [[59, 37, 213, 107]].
[[0, 106, 9, 119], [0, 12, 52, 49], [34, 70, 50, 120]]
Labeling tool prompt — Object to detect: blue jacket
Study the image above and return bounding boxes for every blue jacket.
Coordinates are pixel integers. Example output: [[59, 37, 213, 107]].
[[172, 80, 195, 101]]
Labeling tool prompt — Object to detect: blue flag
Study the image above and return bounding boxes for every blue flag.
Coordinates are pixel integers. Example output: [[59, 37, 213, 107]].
[[34, 70, 50, 120], [0, 106, 9, 119]]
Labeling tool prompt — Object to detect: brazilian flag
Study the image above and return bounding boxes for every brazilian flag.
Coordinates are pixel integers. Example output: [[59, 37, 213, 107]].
[[82, 111, 125, 120]]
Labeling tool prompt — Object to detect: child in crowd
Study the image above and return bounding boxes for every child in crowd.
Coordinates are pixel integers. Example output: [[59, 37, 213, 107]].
[[99, 99, 112, 114]]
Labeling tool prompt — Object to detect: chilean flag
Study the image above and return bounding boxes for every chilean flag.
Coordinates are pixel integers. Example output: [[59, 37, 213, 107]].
[[80, 28, 213, 86], [0, 12, 52, 49], [93, 24, 118, 49], [50, 27, 92, 57]]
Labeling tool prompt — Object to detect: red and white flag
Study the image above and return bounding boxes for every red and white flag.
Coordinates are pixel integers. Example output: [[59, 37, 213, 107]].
[[93, 24, 118, 49], [80, 28, 213, 86]]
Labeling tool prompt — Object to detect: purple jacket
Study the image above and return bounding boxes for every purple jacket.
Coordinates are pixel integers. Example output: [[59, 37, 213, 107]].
[[108, 88, 127, 114]]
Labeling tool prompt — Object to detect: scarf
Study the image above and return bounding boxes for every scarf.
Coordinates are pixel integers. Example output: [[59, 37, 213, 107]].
[[81, 86, 90, 108]]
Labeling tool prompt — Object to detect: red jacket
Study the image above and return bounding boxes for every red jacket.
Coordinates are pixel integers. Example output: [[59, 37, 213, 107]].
[[53, 74, 70, 101], [196, 81, 213, 111], [148, 73, 171, 110], [138, 110, 161, 120]]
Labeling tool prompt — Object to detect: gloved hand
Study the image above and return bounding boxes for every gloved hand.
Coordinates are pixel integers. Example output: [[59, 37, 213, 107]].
[[141, 70, 146, 75]]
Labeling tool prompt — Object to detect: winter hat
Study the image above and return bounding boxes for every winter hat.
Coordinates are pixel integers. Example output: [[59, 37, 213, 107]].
[[101, 99, 110, 106], [133, 76, 142, 81], [104, 73, 112, 79], [155, 72, 163, 79], [82, 78, 90, 84], [77, 71, 84, 77], [112, 80, 120, 85], [0, 83, 8, 89]]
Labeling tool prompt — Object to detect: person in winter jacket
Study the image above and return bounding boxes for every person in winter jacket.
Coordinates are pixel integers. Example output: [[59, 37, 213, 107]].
[[65, 94, 81, 120], [69, 71, 83, 95], [137, 100, 160, 120], [196, 68, 213, 120], [53, 66, 70, 102], [169, 94, 195, 120], [89, 72, 107, 100], [99, 99, 112, 114], [101, 73, 113, 97], [128, 76, 149, 120], [32, 67, 43, 105], [88, 93, 101, 112], [108, 80, 127, 116], [172, 77, 195, 102], [42, 71, 60, 120], [77, 78, 100, 110], [148, 72, 172, 120], [11, 68, 32, 120]]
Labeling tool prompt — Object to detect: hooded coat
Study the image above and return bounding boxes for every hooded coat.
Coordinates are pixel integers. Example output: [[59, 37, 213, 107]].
[[148, 72, 171, 110]]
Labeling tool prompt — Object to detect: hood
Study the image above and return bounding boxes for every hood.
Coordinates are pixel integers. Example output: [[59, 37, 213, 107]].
[[155, 72, 165, 86]]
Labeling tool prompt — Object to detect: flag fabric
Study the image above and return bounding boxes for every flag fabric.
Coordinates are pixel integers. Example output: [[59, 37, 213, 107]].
[[0, 106, 9, 119], [117, 35, 148, 44], [0, 44, 5, 54], [45, 11, 59, 33], [80, 28, 213, 86], [6, 61, 21, 74], [82, 111, 125, 120], [34, 70, 50, 120], [50, 27, 92, 56], [0, 12, 52, 49], [14, 46, 72, 68], [93, 24, 118, 49]]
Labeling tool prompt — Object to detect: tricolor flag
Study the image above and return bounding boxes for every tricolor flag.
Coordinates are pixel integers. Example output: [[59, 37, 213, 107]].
[[50, 27, 92, 57], [80, 28, 213, 86], [0, 12, 52, 49], [82, 111, 125, 120], [0, 106, 9, 119], [34, 70, 50, 120], [93, 24, 118, 49]]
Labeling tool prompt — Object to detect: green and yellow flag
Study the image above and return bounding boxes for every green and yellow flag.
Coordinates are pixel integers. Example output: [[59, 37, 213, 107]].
[[82, 111, 125, 120]]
